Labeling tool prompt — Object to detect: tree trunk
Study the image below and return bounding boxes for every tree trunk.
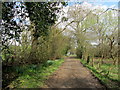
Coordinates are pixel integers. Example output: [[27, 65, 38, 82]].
[[29, 36, 38, 64], [87, 56, 90, 64], [91, 56, 94, 67], [108, 37, 115, 65]]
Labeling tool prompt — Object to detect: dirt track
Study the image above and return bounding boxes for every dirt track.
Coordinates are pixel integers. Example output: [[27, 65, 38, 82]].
[[44, 57, 105, 89]]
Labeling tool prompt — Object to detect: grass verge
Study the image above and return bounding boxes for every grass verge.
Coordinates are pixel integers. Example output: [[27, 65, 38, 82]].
[[7, 59, 64, 88], [79, 59, 120, 89]]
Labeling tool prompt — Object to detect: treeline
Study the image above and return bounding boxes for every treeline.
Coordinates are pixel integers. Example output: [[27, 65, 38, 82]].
[[1, 2, 70, 88], [2, 27, 69, 66], [1, 2, 69, 66], [64, 4, 118, 65]]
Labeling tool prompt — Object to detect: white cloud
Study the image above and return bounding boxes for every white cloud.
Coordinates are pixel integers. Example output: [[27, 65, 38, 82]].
[[109, 5, 116, 8]]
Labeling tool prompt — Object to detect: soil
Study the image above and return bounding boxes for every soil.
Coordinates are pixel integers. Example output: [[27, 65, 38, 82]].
[[44, 57, 106, 89]]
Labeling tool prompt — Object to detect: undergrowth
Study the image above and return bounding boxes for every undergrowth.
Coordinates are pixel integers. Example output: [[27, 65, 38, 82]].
[[7, 59, 64, 88]]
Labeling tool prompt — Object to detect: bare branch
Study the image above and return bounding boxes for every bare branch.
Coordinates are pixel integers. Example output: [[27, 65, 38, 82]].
[[55, 10, 95, 37]]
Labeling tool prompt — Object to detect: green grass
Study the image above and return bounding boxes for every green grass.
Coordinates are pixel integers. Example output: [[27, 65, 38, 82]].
[[8, 59, 64, 88], [80, 59, 119, 89]]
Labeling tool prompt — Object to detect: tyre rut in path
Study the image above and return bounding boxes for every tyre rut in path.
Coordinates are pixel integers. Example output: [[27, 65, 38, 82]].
[[44, 57, 105, 88]]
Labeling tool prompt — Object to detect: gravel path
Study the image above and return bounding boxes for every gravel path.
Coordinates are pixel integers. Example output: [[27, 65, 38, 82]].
[[44, 57, 105, 89]]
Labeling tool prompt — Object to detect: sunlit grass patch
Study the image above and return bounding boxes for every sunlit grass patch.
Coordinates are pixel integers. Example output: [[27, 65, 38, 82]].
[[8, 59, 64, 88]]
